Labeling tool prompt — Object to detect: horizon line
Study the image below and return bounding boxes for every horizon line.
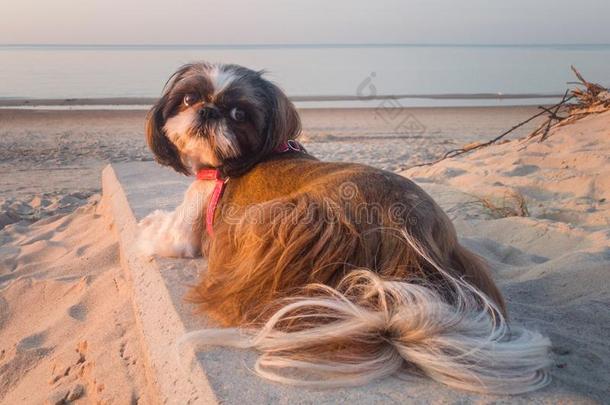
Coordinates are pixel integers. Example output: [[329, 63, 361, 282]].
[[0, 93, 567, 107], [1, 42, 610, 48]]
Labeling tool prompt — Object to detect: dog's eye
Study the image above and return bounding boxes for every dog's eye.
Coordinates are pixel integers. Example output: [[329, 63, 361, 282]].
[[183, 93, 198, 107], [229, 107, 246, 122]]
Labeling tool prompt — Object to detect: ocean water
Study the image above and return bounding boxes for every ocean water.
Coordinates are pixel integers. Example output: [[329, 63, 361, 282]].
[[1, 44, 609, 107]]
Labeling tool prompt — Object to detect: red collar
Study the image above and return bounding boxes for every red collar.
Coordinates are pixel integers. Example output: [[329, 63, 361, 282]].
[[196, 140, 306, 237]]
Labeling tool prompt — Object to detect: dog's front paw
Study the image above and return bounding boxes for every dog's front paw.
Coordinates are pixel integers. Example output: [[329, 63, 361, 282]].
[[137, 210, 201, 258]]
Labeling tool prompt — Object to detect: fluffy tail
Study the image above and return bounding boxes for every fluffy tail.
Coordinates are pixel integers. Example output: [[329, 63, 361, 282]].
[[179, 233, 552, 394]]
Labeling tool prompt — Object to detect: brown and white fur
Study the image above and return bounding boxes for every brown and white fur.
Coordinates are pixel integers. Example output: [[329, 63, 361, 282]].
[[139, 62, 552, 394]]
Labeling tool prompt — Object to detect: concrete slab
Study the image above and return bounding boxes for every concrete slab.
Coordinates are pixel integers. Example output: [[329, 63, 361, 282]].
[[102, 163, 217, 405], [102, 162, 545, 405]]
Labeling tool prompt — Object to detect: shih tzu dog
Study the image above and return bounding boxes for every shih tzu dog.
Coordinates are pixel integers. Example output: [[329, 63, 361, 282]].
[[139, 62, 551, 394]]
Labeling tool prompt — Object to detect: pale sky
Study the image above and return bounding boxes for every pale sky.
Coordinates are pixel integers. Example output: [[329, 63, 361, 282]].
[[1, 0, 609, 45]]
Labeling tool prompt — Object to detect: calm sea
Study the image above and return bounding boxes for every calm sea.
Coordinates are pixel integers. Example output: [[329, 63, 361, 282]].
[[1, 44, 609, 108]]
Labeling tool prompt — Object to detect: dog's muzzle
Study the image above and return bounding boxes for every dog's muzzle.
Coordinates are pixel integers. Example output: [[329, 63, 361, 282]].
[[199, 106, 222, 121]]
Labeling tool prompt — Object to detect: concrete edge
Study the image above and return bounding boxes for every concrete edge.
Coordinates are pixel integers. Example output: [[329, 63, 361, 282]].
[[102, 164, 218, 405]]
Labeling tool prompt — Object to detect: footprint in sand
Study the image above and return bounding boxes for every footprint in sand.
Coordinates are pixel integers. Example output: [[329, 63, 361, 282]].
[[441, 167, 467, 178], [75, 244, 91, 257], [68, 303, 87, 321], [17, 331, 47, 351], [0, 296, 9, 330], [0, 332, 53, 399], [15, 240, 68, 268], [504, 164, 540, 177], [0, 245, 21, 274]]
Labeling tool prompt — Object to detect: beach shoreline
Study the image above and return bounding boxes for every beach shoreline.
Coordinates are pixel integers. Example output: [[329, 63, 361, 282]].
[[0, 92, 565, 107], [0, 96, 566, 111]]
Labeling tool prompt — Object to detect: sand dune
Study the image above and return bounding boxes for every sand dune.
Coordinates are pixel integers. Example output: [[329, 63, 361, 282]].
[[405, 111, 610, 230]]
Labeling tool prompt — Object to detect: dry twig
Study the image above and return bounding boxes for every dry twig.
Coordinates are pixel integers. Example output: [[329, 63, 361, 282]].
[[404, 66, 609, 170]]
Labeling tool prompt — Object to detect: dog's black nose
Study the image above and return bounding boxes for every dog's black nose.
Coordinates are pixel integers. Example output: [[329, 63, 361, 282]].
[[199, 106, 221, 120]]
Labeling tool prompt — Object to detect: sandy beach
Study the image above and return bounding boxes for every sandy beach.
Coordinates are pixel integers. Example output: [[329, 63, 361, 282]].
[[0, 106, 544, 222], [1, 106, 608, 403]]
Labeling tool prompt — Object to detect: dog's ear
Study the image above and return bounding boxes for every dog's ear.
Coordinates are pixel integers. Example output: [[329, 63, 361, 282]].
[[219, 80, 301, 178], [265, 82, 301, 145], [145, 63, 202, 175], [145, 97, 190, 175]]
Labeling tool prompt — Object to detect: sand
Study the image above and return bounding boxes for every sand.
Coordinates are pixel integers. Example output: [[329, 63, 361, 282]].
[[402, 111, 610, 401], [1, 106, 608, 403], [0, 195, 151, 404]]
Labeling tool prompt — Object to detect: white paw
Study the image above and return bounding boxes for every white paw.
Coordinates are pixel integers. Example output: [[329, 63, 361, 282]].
[[137, 210, 201, 258]]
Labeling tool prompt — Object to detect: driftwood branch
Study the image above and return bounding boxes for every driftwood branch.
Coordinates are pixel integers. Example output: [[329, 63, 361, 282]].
[[404, 66, 609, 170], [536, 89, 571, 142]]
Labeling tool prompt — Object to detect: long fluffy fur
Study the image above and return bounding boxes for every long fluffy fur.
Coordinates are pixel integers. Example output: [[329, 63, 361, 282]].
[[189, 172, 508, 327], [180, 227, 551, 394], [143, 62, 552, 395]]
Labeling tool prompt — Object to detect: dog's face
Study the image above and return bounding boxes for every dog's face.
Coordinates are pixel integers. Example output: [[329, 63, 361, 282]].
[[146, 63, 301, 176]]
